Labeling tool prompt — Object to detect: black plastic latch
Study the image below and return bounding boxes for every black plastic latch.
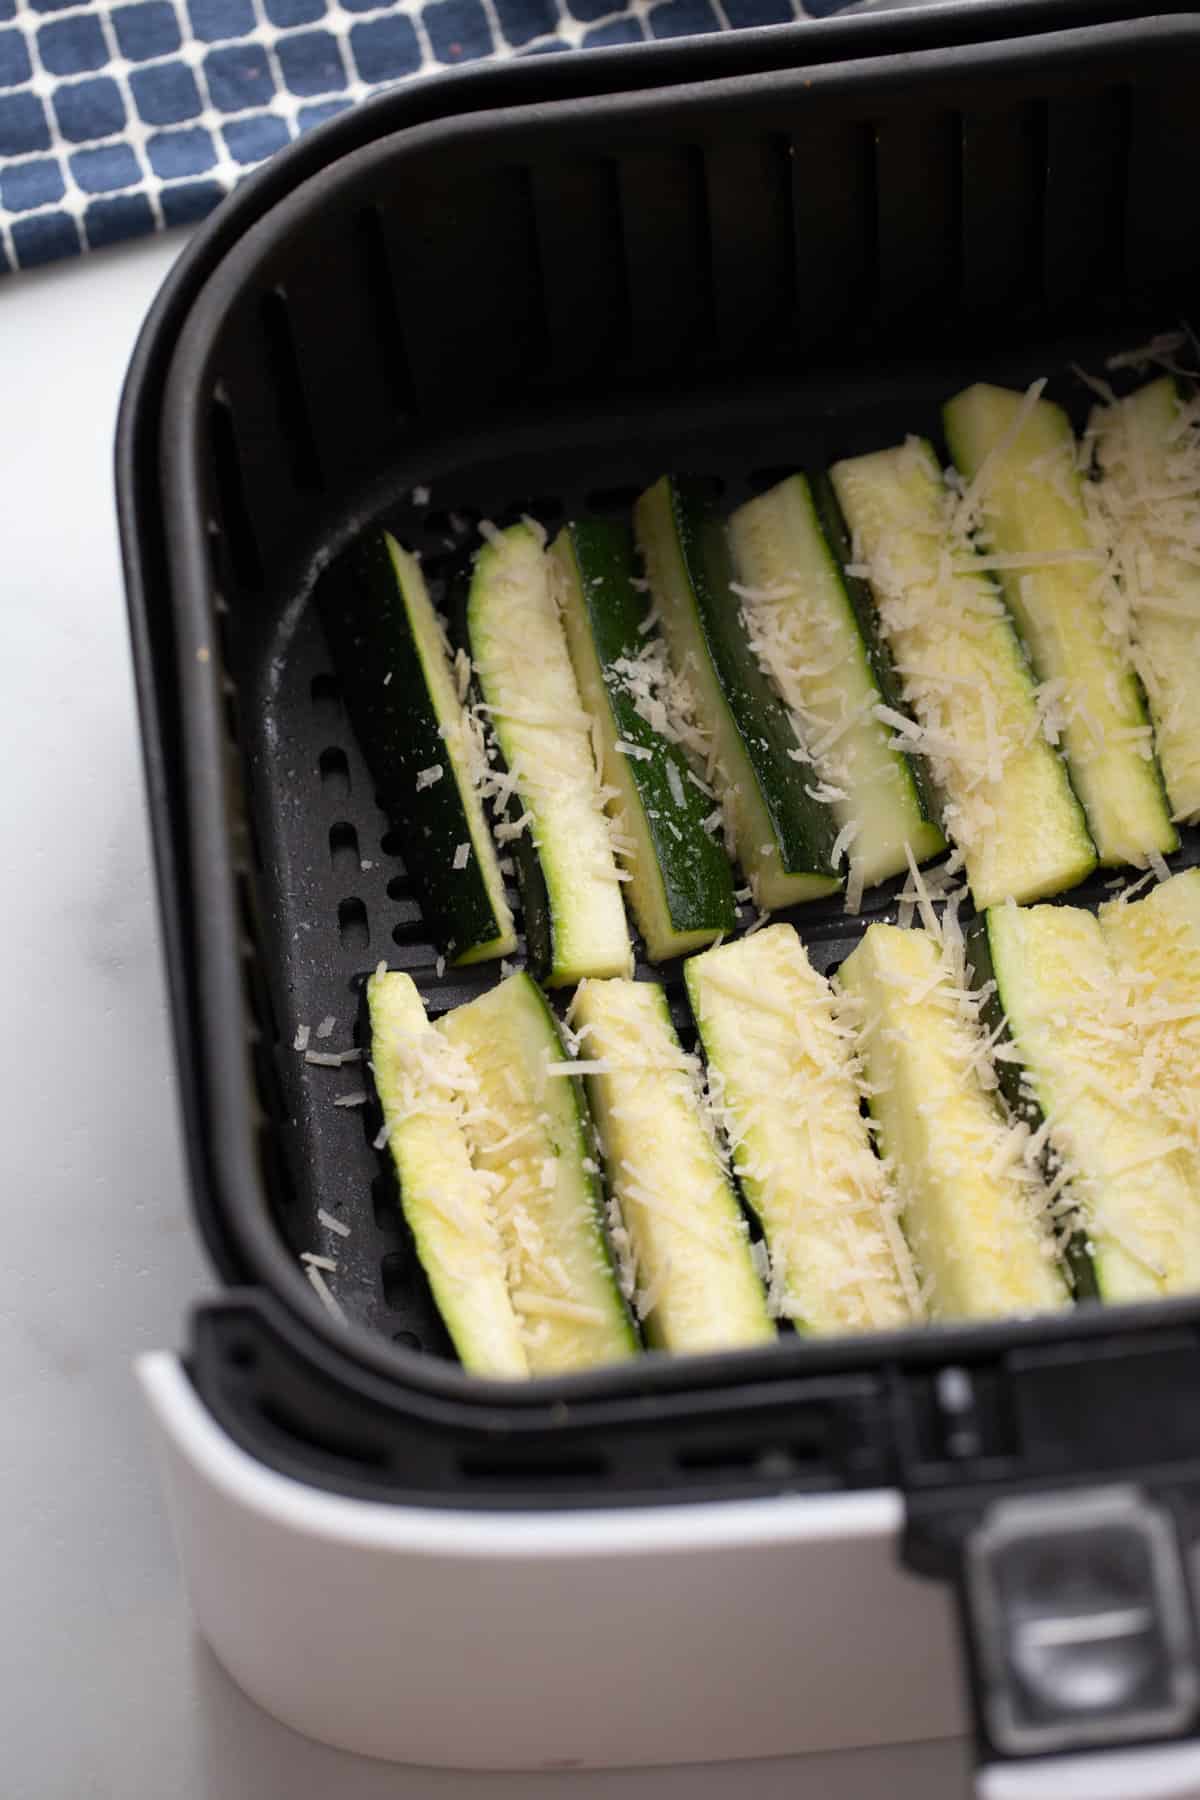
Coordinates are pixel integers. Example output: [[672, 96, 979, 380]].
[[967, 1486, 1198, 1757], [907, 1481, 1200, 1770]]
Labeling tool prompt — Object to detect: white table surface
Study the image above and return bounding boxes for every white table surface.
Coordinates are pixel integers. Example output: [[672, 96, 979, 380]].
[[0, 231, 972, 1800]]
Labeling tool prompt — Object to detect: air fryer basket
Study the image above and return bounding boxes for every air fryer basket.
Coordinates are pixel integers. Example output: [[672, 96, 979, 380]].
[[120, 3, 1200, 1522]]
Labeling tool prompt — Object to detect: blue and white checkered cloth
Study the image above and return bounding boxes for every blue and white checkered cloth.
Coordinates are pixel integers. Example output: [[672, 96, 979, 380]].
[[0, 0, 815, 273]]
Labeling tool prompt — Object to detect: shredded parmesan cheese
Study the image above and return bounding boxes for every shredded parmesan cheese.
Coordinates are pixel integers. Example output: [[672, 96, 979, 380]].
[[305, 1263, 346, 1320], [830, 819, 860, 872]]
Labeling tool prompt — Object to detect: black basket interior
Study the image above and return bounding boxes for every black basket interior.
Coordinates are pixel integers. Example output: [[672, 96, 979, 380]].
[[129, 8, 1200, 1502]]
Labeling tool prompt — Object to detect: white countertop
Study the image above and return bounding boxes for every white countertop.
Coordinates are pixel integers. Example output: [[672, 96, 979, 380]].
[[0, 231, 970, 1800]]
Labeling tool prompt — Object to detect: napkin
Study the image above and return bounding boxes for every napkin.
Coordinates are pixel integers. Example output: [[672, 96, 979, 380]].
[[0, 0, 808, 274]]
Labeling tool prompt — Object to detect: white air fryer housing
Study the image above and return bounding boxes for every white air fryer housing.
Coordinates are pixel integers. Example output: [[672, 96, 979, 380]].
[[138, 1353, 964, 1768]]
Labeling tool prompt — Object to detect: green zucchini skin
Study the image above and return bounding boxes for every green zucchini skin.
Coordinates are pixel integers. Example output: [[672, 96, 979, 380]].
[[318, 533, 514, 965], [507, 787, 553, 983], [659, 477, 840, 884], [964, 911, 1099, 1302], [558, 519, 736, 954], [809, 472, 942, 831]]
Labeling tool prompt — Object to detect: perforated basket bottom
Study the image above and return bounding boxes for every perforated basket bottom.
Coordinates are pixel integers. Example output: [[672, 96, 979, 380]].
[[245, 327, 1200, 1358]]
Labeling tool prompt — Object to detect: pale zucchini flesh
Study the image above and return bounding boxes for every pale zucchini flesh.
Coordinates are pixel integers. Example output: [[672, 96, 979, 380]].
[[367, 971, 528, 1377], [1100, 867, 1200, 1200], [837, 924, 1068, 1321], [635, 475, 840, 910], [983, 900, 1200, 1301], [571, 976, 775, 1354], [467, 523, 633, 986], [686, 924, 922, 1334], [829, 438, 1096, 909], [1089, 376, 1200, 823], [438, 973, 637, 1373], [727, 474, 945, 889], [551, 521, 737, 961], [943, 382, 1178, 867]]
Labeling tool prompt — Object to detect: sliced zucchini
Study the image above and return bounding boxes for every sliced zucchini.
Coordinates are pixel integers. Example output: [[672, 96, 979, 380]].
[[685, 924, 923, 1334], [1100, 867, 1200, 1187], [837, 924, 1068, 1321], [634, 476, 840, 910], [978, 901, 1200, 1301], [466, 522, 633, 986], [551, 520, 737, 961], [727, 474, 945, 889], [1089, 377, 1200, 822], [943, 382, 1178, 867], [570, 976, 774, 1354], [829, 439, 1096, 908], [438, 972, 637, 1373], [960, 913, 1097, 1303], [367, 970, 528, 1377], [318, 532, 516, 964]]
